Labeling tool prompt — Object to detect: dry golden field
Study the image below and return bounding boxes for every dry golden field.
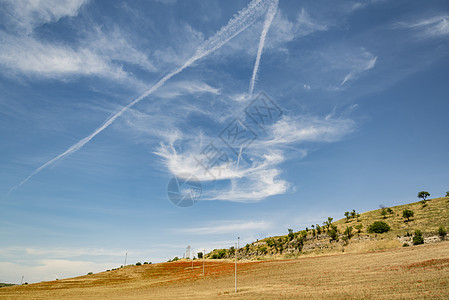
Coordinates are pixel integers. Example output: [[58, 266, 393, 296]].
[[1, 241, 448, 299]]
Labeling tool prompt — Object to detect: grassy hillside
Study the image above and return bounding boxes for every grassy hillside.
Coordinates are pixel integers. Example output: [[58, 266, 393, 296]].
[[206, 196, 449, 260], [1, 242, 448, 299]]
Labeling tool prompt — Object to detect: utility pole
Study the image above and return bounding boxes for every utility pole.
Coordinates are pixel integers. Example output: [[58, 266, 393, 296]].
[[124, 252, 127, 267], [20, 275, 24, 285], [235, 237, 239, 294]]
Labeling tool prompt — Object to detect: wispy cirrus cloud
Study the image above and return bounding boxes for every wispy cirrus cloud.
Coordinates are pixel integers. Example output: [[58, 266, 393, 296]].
[[394, 15, 449, 38], [0, 34, 127, 80], [178, 220, 271, 235], [1, 0, 88, 34], [154, 114, 355, 202], [340, 50, 377, 85], [8, 0, 281, 193], [154, 80, 221, 98]]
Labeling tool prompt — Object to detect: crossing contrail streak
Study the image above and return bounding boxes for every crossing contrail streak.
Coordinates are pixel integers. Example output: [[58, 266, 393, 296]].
[[9, 0, 277, 193], [249, 0, 278, 98]]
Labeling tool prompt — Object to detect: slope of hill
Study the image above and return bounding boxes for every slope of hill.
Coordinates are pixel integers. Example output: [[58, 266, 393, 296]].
[[206, 196, 449, 260], [1, 242, 448, 299]]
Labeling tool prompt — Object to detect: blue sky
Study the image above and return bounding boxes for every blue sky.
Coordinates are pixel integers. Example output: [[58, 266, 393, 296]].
[[1, 0, 448, 283]]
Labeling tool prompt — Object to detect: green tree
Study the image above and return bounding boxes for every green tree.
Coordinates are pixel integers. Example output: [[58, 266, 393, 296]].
[[413, 230, 424, 245], [136, 262, 142, 266], [344, 211, 350, 222], [381, 209, 387, 219], [288, 229, 294, 241], [316, 224, 322, 234], [438, 226, 447, 240], [324, 217, 333, 230], [402, 209, 414, 221], [350, 209, 356, 219], [418, 191, 430, 202], [197, 252, 203, 259], [367, 221, 390, 233], [446, 191, 449, 197], [344, 226, 353, 240], [328, 224, 339, 241], [387, 207, 393, 214]]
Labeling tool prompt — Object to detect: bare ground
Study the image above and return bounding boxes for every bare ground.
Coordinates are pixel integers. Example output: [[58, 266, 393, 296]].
[[1, 241, 448, 299]]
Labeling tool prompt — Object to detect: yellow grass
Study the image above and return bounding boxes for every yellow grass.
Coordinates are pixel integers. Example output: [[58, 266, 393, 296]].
[[1, 241, 448, 299]]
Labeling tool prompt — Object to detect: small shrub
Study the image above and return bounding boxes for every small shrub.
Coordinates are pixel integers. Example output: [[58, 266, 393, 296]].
[[259, 246, 267, 254], [87, 272, 93, 275], [403, 243, 409, 247], [355, 224, 363, 234], [136, 262, 142, 266], [344, 226, 353, 240], [367, 221, 390, 233], [218, 249, 227, 259], [402, 209, 414, 221], [381, 209, 387, 218], [328, 225, 339, 241], [446, 191, 449, 197], [143, 262, 148, 265], [438, 226, 447, 240], [413, 230, 424, 245]]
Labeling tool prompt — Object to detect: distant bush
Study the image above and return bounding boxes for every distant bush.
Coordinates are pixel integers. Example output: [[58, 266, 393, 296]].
[[438, 226, 447, 240], [403, 243, 409, 247], [355, 224, 363, 234], [387, 208, 393, 214], [217, 249, 226, 259], [288, 229, 294, 241], [136, 262, 142, 266], [266, 238, 275, 247], [402, 209, 414, 221], [367, 221, 390, 233], [197, 252, 203, 259], [328, 225, 339, 241], [87, 272, 93, 275], [446, 191, 449, 197], [143, 262, 148, 265], [413, 230, 424, 245], [259, 246, 267, 254], [344, 226, 353, 240]]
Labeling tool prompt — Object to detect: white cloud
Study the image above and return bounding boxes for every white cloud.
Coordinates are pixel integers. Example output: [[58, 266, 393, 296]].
[[179, 220, 271, 235], [0, 34, 128, 80], [395, 15, 449, 38], [84, 27, 157, 73], [155, 81, 221, 98], [259, 115, 355, 146], [2, 0, 88, 34], [341, 50, 377, 85], [154, 114, 354, 202], [227, 8, 327, 56], [0, 259, 113, 284]]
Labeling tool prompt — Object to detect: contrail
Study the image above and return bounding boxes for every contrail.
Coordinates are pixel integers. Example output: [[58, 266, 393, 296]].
[[9, 0, 277, 193], [248, 0, 278, 98]]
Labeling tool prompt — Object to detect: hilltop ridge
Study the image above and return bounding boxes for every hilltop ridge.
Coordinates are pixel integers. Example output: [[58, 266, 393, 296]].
[[205, 196, 449, 260]]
